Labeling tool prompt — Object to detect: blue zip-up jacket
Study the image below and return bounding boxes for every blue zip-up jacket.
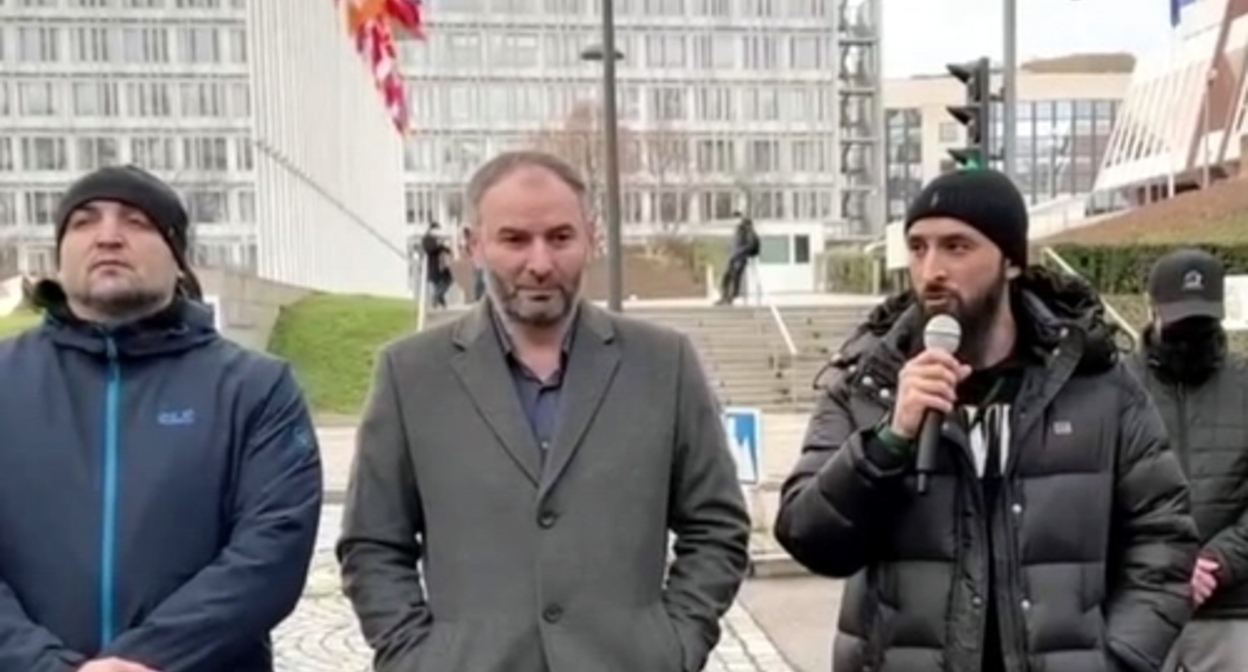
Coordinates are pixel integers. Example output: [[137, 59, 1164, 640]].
[[0, 285, 323, 672]]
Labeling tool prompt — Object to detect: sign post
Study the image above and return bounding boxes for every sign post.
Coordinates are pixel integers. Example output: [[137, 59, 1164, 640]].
[[722, 406, 762, 485]]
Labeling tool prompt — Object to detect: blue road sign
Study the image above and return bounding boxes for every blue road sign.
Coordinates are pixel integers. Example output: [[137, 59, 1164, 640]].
[[723, 407, 761, 484]]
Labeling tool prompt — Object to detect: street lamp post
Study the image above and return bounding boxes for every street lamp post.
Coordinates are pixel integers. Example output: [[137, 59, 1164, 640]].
[[580, 1, 625, 312]]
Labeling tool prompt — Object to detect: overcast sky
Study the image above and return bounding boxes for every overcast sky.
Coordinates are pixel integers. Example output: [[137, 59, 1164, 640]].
[[882, 0, 1174, 76]]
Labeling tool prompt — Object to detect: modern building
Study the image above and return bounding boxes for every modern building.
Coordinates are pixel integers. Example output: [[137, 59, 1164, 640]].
[[884, 54, 1132, 221], [1094, 0, 1248, 204], [0, 0, 255, 277], [398, 0, 884, 260], [0, 0, 885, 295], [247, 0, 408, 296]]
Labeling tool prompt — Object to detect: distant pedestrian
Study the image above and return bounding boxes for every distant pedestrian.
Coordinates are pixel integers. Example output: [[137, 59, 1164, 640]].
[[716, 212, 760, 305], [421, 221, 452, 308], [338, 150, 751, 672], [1131, 249, 1248, 671], [0, 165, 323, 672]]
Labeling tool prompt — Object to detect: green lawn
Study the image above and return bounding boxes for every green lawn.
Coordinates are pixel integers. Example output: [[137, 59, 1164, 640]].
[[267, 293, 417, 415], [0, 310, 40, 338]]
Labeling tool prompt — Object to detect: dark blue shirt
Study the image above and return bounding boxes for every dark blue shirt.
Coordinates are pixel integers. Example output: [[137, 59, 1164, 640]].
[[491, 310, 573, 452]]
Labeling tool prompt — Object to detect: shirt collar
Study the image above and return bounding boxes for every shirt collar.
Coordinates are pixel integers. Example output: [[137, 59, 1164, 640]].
[[489, 301, 578, 356]]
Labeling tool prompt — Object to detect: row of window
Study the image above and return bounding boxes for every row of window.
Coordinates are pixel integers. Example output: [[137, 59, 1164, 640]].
[[438, 0, 833, 19], [0, 79, 250, 120], [0, 187, 254, 227], [408, 132, 838, 177], [0, 23, 247, 65], [406, 82, 836, 129], [7, 0, 240, 8], [401, 29, 835, 73], [405, 184, 837, 227], [0, 134, 252, 173]]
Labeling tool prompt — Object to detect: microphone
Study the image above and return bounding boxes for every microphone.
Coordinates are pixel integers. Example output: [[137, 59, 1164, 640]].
[[915, 314, 962, 495]]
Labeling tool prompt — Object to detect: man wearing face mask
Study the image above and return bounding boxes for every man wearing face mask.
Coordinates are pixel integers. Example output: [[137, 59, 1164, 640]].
[[774, 168, 1197, 672], [1130, 248, 1248, 671]]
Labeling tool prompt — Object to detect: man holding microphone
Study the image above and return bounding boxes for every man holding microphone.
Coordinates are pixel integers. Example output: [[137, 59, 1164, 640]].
[[774, 169, 1198, 672]]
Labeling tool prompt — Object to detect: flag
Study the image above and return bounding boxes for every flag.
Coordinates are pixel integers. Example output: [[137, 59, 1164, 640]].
[[336, 0, 426, 134]]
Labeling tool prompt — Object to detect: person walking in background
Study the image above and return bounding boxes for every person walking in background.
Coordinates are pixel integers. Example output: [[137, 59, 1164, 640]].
[[1130, 249, 1248, 671], [338, 150, 750, 672], [462, 225, 486, 302], [715, 212, 760, 305], [421, 221, 452, 308], [773, 169, 1197, 672], [0, 165, 322, 672]]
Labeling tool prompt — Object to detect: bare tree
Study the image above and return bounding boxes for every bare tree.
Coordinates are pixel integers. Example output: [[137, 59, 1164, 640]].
[[639, 125, 693, 248], [528, 100, 640, 221]]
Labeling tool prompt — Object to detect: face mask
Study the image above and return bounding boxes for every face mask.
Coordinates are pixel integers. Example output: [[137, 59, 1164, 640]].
[[1146, 317, 1225, 385]]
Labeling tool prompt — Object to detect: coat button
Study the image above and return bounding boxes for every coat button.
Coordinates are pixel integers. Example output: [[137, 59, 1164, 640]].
[[1020, 599, 1032, 611], [972, 595, 982, 607], [543, 605, 563, 623], [1011, 503, 1023, 515], [539, 511, 558, 528]]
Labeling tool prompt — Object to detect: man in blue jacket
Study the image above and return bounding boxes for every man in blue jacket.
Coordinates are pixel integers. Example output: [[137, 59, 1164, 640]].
[[0, 165, 323, 672]]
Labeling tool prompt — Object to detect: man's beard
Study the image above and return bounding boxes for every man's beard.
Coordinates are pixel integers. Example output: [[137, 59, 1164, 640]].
[[919, 269, 1008, 361], [484, 270, 579, 328], [71, 284, 169, 324]]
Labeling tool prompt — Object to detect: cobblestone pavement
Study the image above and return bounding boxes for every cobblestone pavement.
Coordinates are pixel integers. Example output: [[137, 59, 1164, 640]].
[[273, 506, 794, 671]]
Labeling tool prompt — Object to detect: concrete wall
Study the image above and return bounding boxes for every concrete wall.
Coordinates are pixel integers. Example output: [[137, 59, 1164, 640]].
[[198, 266, 311, 351]]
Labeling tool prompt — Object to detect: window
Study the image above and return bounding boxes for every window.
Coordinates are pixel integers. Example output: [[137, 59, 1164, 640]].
[[24, 191, 63, 226], [20, 137, 68, 171], [17, 82, 58, 116], [122, 26, 170, 64], [649, 87, 686, 121], [0, 139, 13, 171], [234, 138, 253, 170], [184, 190, 227, 223], [0, 192, 16, 227], [182, 136, 229, 171], [131, 137, 177, 171], [71, 26, 115, 63], [17, 27, 59, 63], [645, 35, 685, 68], [77, 137, 119, 171], [180, 81, 227, 117], [125, 82, 172, 117], [178, 27, 220, 63], [72, 81, 120, 117]]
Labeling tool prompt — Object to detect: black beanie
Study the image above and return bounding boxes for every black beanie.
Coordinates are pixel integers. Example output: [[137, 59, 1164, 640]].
[[54, 165, 203, 300], [904, 168, 1029, 268]]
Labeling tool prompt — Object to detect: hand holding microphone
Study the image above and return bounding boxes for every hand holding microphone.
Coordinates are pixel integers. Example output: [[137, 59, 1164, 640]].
[[890, 315, 970, 493]]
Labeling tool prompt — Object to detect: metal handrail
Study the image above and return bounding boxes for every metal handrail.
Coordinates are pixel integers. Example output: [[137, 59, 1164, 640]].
[[748, 259, 798, 357], [1039, 246, 1139, 348]]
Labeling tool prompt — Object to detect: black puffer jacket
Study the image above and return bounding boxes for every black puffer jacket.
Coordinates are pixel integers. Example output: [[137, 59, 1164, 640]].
[[774, 268, 1198, 672], [1129, 331, 1248, 619]]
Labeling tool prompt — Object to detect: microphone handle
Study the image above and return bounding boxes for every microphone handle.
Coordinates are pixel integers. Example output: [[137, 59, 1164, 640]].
[[915, 409, 943, 495]]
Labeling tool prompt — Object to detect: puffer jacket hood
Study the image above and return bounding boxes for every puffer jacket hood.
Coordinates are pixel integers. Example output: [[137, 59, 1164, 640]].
[[831, 265, 1122, 380]]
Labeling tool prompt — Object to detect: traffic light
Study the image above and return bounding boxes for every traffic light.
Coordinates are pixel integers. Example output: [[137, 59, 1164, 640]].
[[945, 57, 994, 169]]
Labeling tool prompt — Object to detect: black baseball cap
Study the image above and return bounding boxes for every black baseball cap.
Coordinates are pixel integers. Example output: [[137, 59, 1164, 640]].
[[1147, 248, 1225, 326]]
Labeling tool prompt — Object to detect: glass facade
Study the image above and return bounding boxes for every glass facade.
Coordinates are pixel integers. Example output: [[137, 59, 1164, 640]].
[[884, 97, 1121, 219]]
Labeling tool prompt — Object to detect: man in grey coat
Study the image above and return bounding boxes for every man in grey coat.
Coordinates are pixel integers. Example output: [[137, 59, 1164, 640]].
[[337, 149, 751, 672]]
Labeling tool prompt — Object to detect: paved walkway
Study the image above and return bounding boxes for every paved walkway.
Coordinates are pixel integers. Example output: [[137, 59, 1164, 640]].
[[273, 506, 795, 671]]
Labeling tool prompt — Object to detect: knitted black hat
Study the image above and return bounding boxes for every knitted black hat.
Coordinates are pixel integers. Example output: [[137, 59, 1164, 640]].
[[54, 165, 202, 299], [904, 168, 1029, 268]]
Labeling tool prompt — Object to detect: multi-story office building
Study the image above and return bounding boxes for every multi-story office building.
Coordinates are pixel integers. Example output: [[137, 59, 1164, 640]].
[[884, 54, 1132, 221], [399, 0, 884, 247], [0, 0, 254, 277], [0, 0, 885, 293]]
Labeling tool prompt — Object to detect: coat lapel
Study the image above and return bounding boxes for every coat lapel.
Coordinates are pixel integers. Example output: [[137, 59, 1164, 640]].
[[539, 304, 621, 498], [449, 303, 542, 485]]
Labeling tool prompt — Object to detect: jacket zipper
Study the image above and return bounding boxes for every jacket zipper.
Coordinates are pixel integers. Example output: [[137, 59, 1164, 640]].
[[100, 337, 121, 646], [1174, 385, 1190, 476]]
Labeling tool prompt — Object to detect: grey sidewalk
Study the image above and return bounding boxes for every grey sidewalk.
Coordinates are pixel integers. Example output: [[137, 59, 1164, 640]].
[[273, 506, 797, 671]]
